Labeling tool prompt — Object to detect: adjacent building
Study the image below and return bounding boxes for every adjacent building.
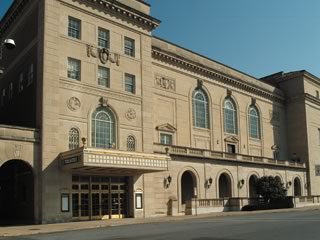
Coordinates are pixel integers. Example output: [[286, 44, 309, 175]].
[[0, 0, 318, 224]]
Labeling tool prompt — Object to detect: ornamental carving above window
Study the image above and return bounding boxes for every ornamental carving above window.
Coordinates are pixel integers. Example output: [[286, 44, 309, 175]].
[[87, 45, 120, 66], [155, 75, 175, 91]]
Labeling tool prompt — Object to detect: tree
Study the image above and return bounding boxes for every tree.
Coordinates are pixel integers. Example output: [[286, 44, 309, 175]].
[[255, 176, 287, 203]]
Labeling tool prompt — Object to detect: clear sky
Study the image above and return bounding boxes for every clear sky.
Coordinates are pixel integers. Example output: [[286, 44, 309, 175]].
[[0, 0, 13, 20], [1, 0, 320, 78], [148, 0, 320, 78]]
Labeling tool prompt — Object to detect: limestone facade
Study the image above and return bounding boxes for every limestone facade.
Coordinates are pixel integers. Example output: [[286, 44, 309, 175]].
[[0, 0, 316, 224]]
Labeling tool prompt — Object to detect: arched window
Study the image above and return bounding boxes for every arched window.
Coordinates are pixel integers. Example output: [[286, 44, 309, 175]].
[[127, 135, 136, 151], [69, 128, 79, 149], [91, 107, 116, 148], [223, 98, 237, 134], [249, 106, 260, 139], [192, 90, 209, 128]]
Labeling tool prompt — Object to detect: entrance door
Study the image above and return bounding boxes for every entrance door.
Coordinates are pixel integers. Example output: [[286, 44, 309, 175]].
[[110, 183, 126, 219], [72, 176, 127, 221], [0, 160, 34, 225]]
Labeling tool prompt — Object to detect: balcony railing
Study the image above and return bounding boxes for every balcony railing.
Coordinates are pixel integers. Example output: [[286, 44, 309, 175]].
[[154, 143, 305, 169]]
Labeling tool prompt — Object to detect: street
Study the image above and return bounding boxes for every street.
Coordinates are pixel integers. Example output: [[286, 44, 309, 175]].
[[2, 209, 320, 240]]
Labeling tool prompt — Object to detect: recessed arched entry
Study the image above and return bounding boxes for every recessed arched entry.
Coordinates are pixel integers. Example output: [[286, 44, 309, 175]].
[[293, 177, 302, 196], [0, 160, 34, 225], [275, 175, 282, 184], [181, 171, 197, 204], [218, 173, 232, 198], [249, 175, 259, 197]]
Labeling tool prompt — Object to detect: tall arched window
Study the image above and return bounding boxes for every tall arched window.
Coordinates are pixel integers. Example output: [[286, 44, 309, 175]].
[[223, 98, 237, 134], [192, 90, 209, 128], [127, 135, 136, 151], [69, 128, 79, 149], [91, 107, 116, 148], [249, 106, 260, 139]]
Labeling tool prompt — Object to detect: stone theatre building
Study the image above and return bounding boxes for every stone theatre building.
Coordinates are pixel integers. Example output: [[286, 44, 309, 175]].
[[0, 0, 319, 224]]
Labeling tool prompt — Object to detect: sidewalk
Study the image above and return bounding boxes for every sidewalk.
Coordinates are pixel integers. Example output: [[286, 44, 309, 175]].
[[1, 206, 320, 237]]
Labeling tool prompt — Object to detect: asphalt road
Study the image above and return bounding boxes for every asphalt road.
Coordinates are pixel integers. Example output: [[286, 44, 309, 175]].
[[3, 210, 320, 240]]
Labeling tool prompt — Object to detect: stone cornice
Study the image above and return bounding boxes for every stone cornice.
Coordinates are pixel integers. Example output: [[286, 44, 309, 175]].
[[152, 47, 285, 104], [305, 93, 320, 106], [0, 0, 30, 38], [80, 0, 160, 31]]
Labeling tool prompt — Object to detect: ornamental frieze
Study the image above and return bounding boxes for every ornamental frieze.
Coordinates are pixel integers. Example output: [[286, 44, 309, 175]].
[[87, 45, 120, 66], [155, 75, 175, 91]]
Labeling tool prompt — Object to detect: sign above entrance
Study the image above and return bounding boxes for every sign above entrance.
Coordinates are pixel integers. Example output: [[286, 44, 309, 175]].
[[87, 45, 120, 66]]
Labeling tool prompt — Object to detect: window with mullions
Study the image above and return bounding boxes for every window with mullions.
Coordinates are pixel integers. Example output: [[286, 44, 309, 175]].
[[248, 106, 260, 139], [160, 133, 172, 145], [68, 17, 81, 39], [125, 74, 135, 94], [98, 28, 109, 48], [68, 58, 81, 80], [192, 90, 209, 128], [98, 66, 110, 88], [91, 107, 116, 148], [127, 135, 136, 151], [223, 98, 237, 134], [69, 128, 80, 150], [124, 37, 135, 57]]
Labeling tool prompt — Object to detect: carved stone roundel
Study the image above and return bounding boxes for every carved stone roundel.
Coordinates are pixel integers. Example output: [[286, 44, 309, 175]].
[[126, 108, 136, 121], [67, 97, 81, 111]]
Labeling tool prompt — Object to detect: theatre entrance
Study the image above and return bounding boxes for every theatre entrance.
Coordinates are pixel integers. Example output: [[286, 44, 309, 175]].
[[72, 175, 128, 221], [0, 160, 34, 225]]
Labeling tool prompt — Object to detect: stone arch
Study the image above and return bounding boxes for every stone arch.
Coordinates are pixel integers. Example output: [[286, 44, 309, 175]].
[[217, 170, 234, 198], [221, 94, 240, 135], [248, 174, 259, 197], [293, 176, 302, 196], [177, 167, 200, 208], [188, 82, 213, 130], [87, 101, 119, 147], [0, 159, 34, 225], [274, 174, 283, 184]]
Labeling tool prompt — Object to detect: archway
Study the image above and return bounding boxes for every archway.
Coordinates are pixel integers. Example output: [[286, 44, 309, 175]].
[[275, 175, 282, 184], [293, 177, 302, 196], [249, 175, 258, 197], [0, 160, 34, 225], [219, 173, 232, 198], [181, 171, 196, 204]]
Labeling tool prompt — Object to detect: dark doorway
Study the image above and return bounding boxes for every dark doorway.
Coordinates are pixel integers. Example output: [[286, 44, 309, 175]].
[[294, 178, 302, 196], [249, 175, 258, 197], [181, 171, 196, 204], [275, 176, 282, 184], [0, 160, 34, 225], [219, 173, 232, 198]]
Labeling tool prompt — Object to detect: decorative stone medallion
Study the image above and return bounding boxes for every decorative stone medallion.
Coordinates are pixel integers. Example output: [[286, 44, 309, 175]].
[[126, 108, 136, 121], [67, 97, 81, 111]]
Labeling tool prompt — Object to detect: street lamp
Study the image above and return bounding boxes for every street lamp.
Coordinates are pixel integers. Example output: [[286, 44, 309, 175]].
[[0, 38, 16, 75]]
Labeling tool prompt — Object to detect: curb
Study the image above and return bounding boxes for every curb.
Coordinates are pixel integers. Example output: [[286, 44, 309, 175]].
[[1, 206, 320, 237]]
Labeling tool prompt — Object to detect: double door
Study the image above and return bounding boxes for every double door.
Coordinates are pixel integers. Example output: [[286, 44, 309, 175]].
[[72, 176, 127, 220]]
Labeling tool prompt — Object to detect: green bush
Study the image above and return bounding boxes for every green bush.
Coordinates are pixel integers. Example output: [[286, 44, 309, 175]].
[[255, 176, 287, 203]]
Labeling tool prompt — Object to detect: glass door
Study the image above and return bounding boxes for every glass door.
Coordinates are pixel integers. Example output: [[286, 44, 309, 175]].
[[110, 183, 126, 219], [80, 193, 89, 217]]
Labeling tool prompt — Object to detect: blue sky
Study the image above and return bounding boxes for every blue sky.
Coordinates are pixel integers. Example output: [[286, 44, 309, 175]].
[[148, 0, 320, 78], [1, 0, 320, 78], [0, 0, 12, 20]]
